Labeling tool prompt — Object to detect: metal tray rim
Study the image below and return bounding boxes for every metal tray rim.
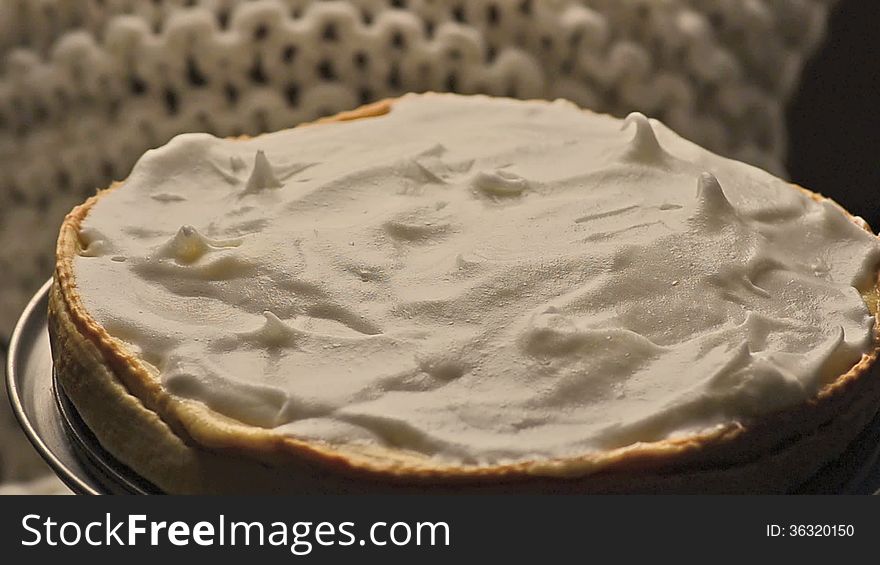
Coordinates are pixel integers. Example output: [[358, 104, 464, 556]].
[[5, 279, 99, 495]]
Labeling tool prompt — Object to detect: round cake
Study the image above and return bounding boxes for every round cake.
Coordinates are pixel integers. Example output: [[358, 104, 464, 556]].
[[49, 93, 880, 493]]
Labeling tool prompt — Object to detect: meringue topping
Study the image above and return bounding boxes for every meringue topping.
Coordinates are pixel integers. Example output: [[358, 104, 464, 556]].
[[74, 94, 880, 464]]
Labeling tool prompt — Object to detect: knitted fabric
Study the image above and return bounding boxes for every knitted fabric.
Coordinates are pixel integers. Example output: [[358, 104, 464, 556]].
[[0, 0, 837, 492]]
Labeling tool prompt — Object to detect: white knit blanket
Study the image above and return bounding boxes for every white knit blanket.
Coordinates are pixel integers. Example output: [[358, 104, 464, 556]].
[[0, 0, 837, 494]]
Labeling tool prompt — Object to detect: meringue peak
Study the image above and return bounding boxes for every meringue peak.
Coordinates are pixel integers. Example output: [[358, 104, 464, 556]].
[[158, 225, 241, 264], [621, 112, 670, 164], [472, 169, 531, 197], [695, 172, 736, 220], [242, 311, 299, 348], [243, 150, 283, 194]]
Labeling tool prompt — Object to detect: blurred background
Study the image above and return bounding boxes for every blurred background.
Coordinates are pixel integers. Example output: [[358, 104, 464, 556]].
[[1, 0, 877, 494], [788, 0, 880, 228]]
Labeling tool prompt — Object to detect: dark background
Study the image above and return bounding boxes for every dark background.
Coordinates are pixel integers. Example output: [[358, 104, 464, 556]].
[[788, 0, 880, 227]]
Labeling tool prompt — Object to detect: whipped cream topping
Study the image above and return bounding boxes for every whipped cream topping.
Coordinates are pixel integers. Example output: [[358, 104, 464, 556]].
[[74, 94, 880, 464]]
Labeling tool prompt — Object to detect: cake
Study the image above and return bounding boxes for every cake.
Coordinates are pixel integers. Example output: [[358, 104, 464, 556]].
[[49, 94, 880, 493]]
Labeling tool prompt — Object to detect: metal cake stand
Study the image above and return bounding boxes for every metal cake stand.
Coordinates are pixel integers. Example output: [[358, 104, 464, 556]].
[[5, 280, 159, 494], [6, 280, 880, 494]]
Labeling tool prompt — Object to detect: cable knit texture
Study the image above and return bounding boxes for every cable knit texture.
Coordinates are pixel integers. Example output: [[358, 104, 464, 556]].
[[0, 0, 836, 493]]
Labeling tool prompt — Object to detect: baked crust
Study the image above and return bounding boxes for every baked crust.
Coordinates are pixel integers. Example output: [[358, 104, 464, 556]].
[[49, 95, 880, 493]]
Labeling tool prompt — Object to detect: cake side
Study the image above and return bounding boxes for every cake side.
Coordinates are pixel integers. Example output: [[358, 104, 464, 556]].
[[50, 94, 880, 493]]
